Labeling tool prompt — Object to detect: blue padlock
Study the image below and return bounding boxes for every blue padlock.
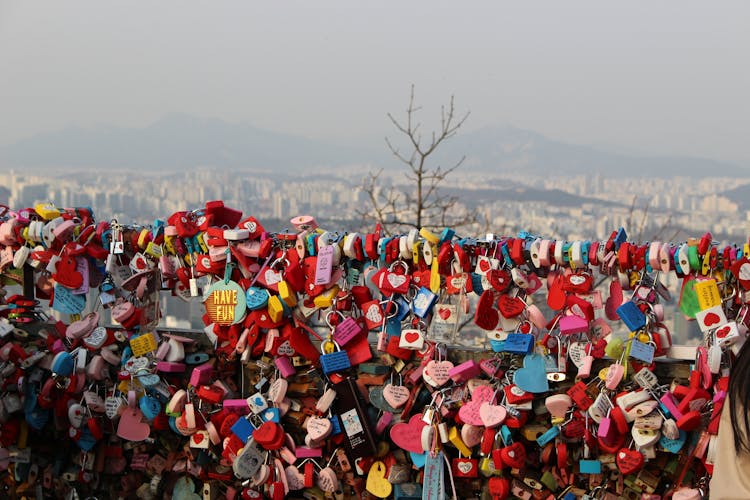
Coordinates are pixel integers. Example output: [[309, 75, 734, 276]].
[[616, 301, 646, 332], [320, 340, 351, 375], [502, 333, 534, 354]]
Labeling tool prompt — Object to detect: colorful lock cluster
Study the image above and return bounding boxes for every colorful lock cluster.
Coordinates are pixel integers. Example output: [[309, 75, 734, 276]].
[[0, 202, 745, 499]]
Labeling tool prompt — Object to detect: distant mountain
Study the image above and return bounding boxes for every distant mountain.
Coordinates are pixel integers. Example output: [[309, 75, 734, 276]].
[[1, 114, 747, 178], [720, 183, 750, 211], [437, 124, 749, 178], [0, 113, 379, 170]]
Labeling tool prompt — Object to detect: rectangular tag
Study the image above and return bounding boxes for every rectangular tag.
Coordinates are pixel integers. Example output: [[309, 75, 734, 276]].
[[130, 332, 158, 357], [695, 279, 721, 310], [422, 452, 444, 500], [314, 245, 334, 286], [332, 378, 376, 460]]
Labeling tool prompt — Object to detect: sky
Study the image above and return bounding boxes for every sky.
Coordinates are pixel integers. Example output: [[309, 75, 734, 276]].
[[1, 0, 749, 164]]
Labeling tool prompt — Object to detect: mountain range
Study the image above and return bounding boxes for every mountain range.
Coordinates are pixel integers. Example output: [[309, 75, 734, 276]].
[[1, 113, 747, 178]]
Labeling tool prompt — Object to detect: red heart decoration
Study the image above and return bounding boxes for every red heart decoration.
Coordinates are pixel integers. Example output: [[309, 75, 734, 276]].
[[703, 312, 720, 327], [488, 477, 510, 498], [616, 448, 644, 475], [497, 295, 525, 318], [716, 325, 731, 338], [404, 331, 420, 343], [478, 259, 491, 273], [438, 307, 451, 320], [474, 290, 499, 330], [193, 432, 204, 444], [54, 256, 84, 289], [605, 279, 624, 320], [486, 269, 511, 292], [546, 277, 567, 311], [499, 442, 526, 469], [253, 422, 281, 448]]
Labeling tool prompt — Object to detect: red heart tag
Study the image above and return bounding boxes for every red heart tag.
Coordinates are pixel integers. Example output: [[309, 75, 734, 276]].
[[474, 290, 499, 330], [616, 448, 644, 475], [54, 256, 84, 289], [497, 294, 525, 318], [486, 269, 511, 292], [546, 275, 566, 311]]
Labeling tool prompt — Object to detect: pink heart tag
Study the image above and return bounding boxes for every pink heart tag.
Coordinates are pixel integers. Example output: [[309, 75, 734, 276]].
[[117, 408, 151, 442], [382, 384, 410, 409], [479, 402, 507, 428], [461, 424, 484, 447], [389, 414, 428, 454], [285, 466, 305, 490], [306, 417, 332, 441], [458, 385, 495, 426], [423, 360, 454, 388]]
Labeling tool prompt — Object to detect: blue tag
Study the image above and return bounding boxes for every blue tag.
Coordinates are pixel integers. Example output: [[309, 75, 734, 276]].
[[536, 425, 560, 446], [614, 227, 628, 247], [502, 333, 533, 354], [439, 228, 455, 246], [489, 339, 504, 352], [579, 459, 602, 474], [394, 296, 411, 321], [410, 451, 427, 469], [139, 395, 162, 420], [500, 425, 512, 446], [245, 287, 269, 310], [76, 428, 97, 452], [52, 284, 86, 314], [659, 430, 687, 453], [260, 408, 280, 423], [422, 452, 444, 500], [51, 352, 75, 376], [230, 417, 255, 443], [471, 273, 484, 295], [386, 317, 402, 337], [513, 353, 550, 393], [330, 416, 342, 436]]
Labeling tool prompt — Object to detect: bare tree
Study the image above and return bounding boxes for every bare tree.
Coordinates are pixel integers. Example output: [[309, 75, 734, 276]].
[[359, 85, 477, 235]]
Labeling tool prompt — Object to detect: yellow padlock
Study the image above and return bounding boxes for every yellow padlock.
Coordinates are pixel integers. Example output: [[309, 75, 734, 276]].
[[278, 280, 297, 307], [430, 257, 441, 294], [267, 295, 284, 323], [34, 203, 60, 220], [447, 426, 472, 457], [313, 286, 339, 309]]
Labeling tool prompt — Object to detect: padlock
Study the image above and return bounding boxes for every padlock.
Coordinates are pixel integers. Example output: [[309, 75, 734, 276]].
[[319, 339, 351, 375]]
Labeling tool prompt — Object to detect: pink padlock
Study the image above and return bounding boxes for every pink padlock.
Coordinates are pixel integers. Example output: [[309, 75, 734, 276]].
[[274, 356, 296, 378], [448, 359, 481, 383], [156, 361, 185, 373], [189, 362, 213, 387]]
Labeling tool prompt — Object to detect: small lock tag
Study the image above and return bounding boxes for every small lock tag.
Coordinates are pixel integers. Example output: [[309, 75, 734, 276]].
[[412, 287, 437, 318], [399, 328, 425, 350], [629, 340, 655, 364], [332, 316, 362, 347], [535, 425, 560, 446], [502, 333, 534, 354], [633, 367, 659, 389]]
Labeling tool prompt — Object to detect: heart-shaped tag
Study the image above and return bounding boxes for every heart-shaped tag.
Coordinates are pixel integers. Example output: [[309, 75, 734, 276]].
[[369, 386, 397, 413], [366, 461, 393, 498], [306, 417, 332, 441], [116, 408, 150, 442], [568, 341, 586, 367], [390, 414, 428, 454], [285, 466, 305, 490], [461, 424, 484, 447], [382, 384, 410, 409], [173, 476, 201, 500], [474, 290, 499, 330], [458, 385, 495, 426], [499, 441, 526, 468], [497, 294, 525, 318], [317, 466, 339, 493], [423, 360, 454, 388], [139, 395, 162, 420], [54, 256, 84, 289], [659, 429, 686, 453], [616, 448, 644, 475], [513, 353, 550, 393], [479, 402, 507, 428]]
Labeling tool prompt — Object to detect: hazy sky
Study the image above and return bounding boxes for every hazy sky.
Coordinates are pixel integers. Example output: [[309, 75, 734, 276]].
[[1, 1, 748, 164]]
